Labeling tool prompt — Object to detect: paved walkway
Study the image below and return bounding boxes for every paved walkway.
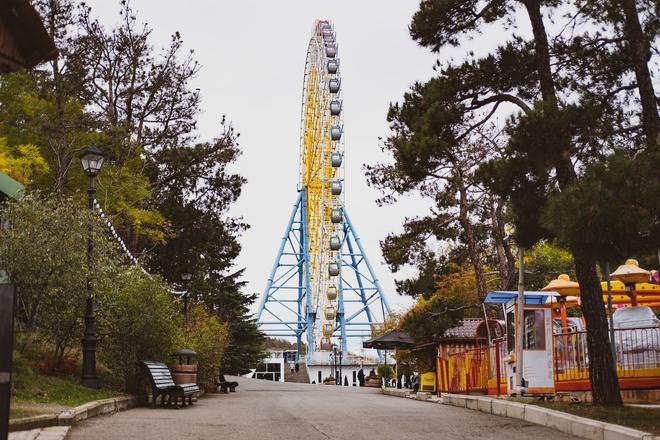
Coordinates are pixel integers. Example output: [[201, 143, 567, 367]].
[[9, 427, 70, 440], [68, 377, 578, 440]]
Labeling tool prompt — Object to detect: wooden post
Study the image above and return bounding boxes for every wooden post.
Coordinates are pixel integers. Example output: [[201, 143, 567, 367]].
[[559, 300, 568, 330], [0, 282, 15, 440]]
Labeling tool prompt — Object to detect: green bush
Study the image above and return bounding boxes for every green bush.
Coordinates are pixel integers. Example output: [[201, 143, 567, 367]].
[[176, 306, 229, 391], [0, 194, 93, 367], [97, 268, 180, 393], [376, 364, 393, 379]]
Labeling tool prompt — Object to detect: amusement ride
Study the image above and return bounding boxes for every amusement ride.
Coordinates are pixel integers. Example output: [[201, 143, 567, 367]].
[[256, 20, 390, 363]]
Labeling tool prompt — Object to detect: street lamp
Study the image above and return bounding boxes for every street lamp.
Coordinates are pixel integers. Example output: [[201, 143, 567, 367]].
[[79, 145, 105, 389], [332, 346, 338, 384], [181, 271, 193, 320], [338, 340, 343, 386]]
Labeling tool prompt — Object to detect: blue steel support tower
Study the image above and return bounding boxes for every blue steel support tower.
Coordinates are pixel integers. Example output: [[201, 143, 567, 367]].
[[256, 189, 390, 362]]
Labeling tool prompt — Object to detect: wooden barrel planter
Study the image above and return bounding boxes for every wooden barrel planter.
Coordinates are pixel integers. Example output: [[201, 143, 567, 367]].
[[171, 363, 198, 385]]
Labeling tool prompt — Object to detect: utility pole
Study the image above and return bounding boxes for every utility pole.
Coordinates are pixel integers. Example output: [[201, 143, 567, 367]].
[[515, 247, 526, 395]]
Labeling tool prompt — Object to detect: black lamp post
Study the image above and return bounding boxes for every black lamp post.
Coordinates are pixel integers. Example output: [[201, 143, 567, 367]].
[[338, 341, 343, 386], [181, 271, 192, 320], [80, 145, 105, 389], [332, 346, 338, 384]]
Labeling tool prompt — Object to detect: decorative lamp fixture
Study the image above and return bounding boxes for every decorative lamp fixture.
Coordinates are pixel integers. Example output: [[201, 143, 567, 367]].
[[79, 145, 105, 177]]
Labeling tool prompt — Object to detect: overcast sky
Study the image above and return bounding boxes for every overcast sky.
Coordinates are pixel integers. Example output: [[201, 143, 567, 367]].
[[83, 0, 443, 319]]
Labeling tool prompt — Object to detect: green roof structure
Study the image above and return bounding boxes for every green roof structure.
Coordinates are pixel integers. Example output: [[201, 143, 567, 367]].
[[0, 171, 24, 201]]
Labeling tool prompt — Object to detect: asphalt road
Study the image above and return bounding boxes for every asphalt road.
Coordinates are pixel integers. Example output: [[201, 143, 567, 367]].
[[68, 377, 578, 440]]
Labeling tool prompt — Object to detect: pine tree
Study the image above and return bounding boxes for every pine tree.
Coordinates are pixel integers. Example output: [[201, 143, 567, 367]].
[[402, 0, 635, 404]]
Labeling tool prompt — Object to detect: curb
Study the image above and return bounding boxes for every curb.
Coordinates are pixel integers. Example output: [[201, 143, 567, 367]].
[[57, 395, 139, 426], [382, 388, 442, 402], [381, 388, 414, 399], [9, 426, 71, 440], [441, 393, 659, 440], [8, 414, 59, 432], [9, 395, 140, 432]]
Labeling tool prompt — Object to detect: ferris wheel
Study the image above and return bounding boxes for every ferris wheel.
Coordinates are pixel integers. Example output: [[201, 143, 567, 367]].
[[257, 20, 390, 364], [299, 20, 345, 352]]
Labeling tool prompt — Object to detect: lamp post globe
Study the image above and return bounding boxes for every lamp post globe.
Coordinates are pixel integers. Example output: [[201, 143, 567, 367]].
[[80, 145, 105, 389], [80, 145, 105, 178]]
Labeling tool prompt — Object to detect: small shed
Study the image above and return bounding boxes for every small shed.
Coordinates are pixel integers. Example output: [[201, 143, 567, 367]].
[[435, 318, 504, 394], [437, 318, 504, 359]]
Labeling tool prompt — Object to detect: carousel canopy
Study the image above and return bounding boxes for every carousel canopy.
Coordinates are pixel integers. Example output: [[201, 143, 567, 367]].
[[610, 259, 650, 284], [362, 329, 415, 350], [542, 274, 580, 295]]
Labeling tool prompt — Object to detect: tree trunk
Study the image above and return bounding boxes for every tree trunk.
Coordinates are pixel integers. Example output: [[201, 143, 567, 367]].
[[523, 0, 621, 404], [619, 0, 659, 152], [47, 0, 69, 199], [490, 198, 515, 289], [524, 0, 578, 185], [456, 173, 487, 300], [573, 252, 622, 405]]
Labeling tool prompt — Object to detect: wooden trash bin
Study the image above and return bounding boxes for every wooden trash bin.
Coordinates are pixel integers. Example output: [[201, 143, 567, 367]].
[[172, 363, 198, 385], [172, 348, 198, 401]]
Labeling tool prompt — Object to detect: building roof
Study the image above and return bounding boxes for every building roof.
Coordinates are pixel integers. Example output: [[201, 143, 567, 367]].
[[438, 318, 506, 342], [0, 0, 58, 72], [0, 171, 24, 201], [442, 318, 484, 340]]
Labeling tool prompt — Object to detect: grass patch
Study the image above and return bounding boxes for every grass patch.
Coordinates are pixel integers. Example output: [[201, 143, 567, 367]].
[[13, 373, 119, 407], [533, 401, 660, 435]]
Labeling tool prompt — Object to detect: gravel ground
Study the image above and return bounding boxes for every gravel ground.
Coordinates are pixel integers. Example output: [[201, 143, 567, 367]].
[[68, 376, 578, 440]]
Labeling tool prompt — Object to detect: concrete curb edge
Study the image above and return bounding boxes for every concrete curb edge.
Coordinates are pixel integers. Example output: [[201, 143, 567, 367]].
[[9, 395, 140, 432], [440, 393, 659, 440]]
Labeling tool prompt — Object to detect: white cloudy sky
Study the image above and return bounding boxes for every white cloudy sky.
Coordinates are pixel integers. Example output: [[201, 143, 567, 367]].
[[84, 0, 443, 317]]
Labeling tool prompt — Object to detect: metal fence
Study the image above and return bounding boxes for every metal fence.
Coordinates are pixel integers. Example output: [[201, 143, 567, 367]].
[[553, 325, 660, 382], [487, 338, 507, 394], [440, 325, 660, 395], [441, 346, 490, 394]]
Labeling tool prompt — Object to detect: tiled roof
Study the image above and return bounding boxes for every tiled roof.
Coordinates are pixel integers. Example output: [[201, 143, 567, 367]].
[[442, 318, 484, 340]]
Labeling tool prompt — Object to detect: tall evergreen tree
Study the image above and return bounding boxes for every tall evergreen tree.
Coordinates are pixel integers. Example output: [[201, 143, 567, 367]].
[[398, 0, 646, 404]]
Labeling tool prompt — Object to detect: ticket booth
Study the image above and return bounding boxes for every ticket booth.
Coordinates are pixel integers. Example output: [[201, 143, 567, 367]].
[[485, 291, 559, 395]]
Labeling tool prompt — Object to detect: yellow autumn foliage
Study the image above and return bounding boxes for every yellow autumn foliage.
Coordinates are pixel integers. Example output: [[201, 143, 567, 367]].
[[0, 138, 49, 185]]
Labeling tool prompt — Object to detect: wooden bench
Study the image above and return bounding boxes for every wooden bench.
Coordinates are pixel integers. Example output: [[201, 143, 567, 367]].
[[140, 361, 200, 408], [217, 374, 238, 393]]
